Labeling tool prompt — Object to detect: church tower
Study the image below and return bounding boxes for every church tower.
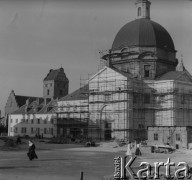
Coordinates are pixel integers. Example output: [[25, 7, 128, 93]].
[[135, 0, 151, 19], [43, 67, 69, 99]]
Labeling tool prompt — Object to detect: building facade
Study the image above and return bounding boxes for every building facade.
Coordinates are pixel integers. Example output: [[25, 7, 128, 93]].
[[6, 67, 69, 137], [8, 98, 56, 138], [57, 85, 89, 138], [82, 0, 192, 148]]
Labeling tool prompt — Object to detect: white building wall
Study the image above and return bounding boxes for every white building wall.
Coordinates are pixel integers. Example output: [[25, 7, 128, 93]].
[[8, 113, 55, 138], [89, 67, 132, 139]]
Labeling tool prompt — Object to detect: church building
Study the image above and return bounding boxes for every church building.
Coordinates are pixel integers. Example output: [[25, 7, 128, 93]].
[[57, 0, 192, 149], [6, 0, 192, 149]]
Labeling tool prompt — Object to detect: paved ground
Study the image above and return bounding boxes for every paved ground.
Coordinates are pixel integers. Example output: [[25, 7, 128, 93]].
[[0, 140, 126, 180], [1, 139, 192, 180]]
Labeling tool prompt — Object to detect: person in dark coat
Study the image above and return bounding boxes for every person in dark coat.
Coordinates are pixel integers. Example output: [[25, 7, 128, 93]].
[[27, 140, 38, 160], [135, 143, 142, 156]]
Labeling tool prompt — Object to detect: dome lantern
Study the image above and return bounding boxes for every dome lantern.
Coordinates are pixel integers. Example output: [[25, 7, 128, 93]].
[[135, 0, 151, 19]]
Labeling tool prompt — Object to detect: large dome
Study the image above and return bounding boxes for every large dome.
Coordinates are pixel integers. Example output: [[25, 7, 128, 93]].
[[112, 18, 175, 52]]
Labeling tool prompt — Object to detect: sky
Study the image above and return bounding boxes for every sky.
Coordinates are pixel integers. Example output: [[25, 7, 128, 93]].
[[0, 0, 192, 116]]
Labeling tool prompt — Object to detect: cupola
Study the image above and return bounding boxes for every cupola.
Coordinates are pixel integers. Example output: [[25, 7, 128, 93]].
[[135, 0, 151, 19]]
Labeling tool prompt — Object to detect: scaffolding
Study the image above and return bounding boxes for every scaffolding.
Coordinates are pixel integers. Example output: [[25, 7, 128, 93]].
[[56, 49, 192, 145]]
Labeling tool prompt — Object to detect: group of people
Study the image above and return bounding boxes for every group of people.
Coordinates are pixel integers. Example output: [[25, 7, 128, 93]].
[[126, 142, 142, 157]]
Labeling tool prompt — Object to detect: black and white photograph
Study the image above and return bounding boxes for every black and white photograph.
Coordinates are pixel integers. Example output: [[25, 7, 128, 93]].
[[0, 0, 192, 179]]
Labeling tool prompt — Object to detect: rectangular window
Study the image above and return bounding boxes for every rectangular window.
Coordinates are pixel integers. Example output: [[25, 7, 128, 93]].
[[31, 119, 34, 124], [50, 128, 53, 135], [31, 128, 34, 134], [181, 95, 185, 104], [47, 89, 49, 95], [144, 65, 150, 78], [16, 119, 18, 123], [10, 119, 13, 123], [36, 128, 40, 134], [51, 119, 54, 124], [176, 134, 181, 141], [21, 127, 26, 133], [144, 93, 150, 104], [154, 133, 158, 141], [60, 89, 63, 95], [11, 127, 13, 132], [44, 128, 47, 134], [37, 119, 40, 124], [14, 127, 18, 133], [44, 119, 47, 124]]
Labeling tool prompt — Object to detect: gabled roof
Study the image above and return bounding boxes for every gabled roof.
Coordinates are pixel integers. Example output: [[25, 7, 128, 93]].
[[15, 95, 42, 107], [156, 70, 192, 82], [112, 67, 133, 78], [12, 104, 27, 114], [11, 99, 56, 115], [59, 85, 88, 101], [38, 100, 57, 114], [89, 66, 132, 82], [44, 67, 68, 81]]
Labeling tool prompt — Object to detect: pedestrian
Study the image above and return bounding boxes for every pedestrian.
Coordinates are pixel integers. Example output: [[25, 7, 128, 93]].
[[27, 140, 38, 161], [125, 142, 132, 157], [135, 143, 142, 156]]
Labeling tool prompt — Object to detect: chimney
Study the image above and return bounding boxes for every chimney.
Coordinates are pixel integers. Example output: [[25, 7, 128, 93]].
[[36, 98, 40, 105], [11, 90, 15, 96], [26, 99, 29, 106], [25, 99, 29, 113]]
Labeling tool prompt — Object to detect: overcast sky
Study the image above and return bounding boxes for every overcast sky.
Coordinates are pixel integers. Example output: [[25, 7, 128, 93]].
[[0, 0, 192, 115]]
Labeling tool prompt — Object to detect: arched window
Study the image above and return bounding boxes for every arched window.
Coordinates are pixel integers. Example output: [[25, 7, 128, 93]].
[[138, 7, 141, 16]]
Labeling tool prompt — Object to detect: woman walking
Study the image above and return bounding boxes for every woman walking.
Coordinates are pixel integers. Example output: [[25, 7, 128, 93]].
[[27, 140, 38, 161]]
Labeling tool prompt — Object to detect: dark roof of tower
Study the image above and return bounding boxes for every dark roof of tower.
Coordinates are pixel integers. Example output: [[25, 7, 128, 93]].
[[44, 67, 68, 81], [112, 18, 175, 52]]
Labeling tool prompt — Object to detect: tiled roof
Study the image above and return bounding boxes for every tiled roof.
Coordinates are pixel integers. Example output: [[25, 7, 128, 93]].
[[156, 71, 184, 81], [12, 104, 27, 114], [112, 67, 133, 78], [59, 85, 88, 101], [38, 100, 57, 114], [44, 67, 68, 81], [44, 69, 60, 81], [15, 96, 42, 107], [12, 99, 56, 114]]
